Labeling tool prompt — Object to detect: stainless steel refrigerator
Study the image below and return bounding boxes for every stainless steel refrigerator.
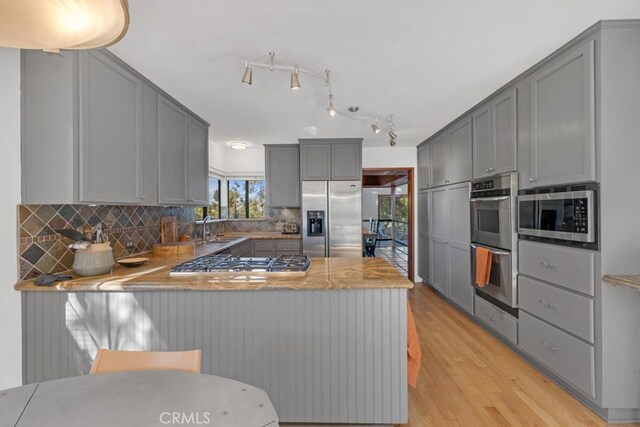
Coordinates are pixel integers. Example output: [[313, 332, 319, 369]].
[[302, 181, 362, 257]]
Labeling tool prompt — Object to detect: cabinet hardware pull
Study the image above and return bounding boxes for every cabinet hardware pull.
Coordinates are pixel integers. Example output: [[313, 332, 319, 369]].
[[540, 261, 557, 270], [528, 178, 536, 182], [139, 195, 145, 200], [488, 316, 496, 324], [538, 299, 557, 309], [444, 180, 450, 184], [541, 341, 558, 351]]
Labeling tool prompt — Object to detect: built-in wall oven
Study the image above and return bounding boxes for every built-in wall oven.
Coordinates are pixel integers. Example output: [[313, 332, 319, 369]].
[[470, 173, 518, 312], [518, 183, 598, 250]]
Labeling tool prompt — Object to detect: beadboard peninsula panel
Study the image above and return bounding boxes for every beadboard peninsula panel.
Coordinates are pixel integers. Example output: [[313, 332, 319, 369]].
[[22, 289, 408, 424]]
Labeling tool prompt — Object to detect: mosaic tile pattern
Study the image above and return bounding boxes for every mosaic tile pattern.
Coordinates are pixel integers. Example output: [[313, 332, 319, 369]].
[[18, 204, 195, 280], [18, 205, 301, 281]]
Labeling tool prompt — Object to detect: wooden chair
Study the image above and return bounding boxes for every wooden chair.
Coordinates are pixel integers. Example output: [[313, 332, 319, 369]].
[[89, 349, 202, 374]]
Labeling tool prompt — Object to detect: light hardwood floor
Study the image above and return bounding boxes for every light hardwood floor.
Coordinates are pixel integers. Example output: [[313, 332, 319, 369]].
[[402, 284, 639, 427]]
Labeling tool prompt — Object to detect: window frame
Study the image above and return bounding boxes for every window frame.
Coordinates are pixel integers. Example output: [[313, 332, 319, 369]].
[[202, 175, 222, 219]]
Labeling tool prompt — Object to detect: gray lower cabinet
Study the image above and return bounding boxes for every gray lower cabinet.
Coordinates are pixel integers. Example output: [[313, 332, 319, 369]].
[[418, 233, 431, 284], [299, 139, 362, 181], [252, 239, 301, 257], [158, 96, 209, 206], [472, 88, 517, 179], [21, 49, 209, 206], [519, 311, 595, 398], [474, 295, 517, 345], [417, 145, 431, 189], [265, 145, 300, 207], [525, 40, 596, 188], [230, 240, 252, 257], [430, 237, 449, 296]]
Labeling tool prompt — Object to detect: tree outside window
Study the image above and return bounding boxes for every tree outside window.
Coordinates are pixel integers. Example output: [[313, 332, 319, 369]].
[[228, 179, 265, 219]]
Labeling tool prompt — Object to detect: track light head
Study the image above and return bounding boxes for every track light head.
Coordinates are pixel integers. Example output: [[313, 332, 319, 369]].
[[388, 130, 398, 140], [371, 118, 381, 134], [389, 138, 396, 147], [241, 62, 252, 85], [291, 65, 300, 90]]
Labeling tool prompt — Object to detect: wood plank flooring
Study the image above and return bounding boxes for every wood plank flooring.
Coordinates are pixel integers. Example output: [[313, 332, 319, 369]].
[[402, 284, 638, 427]]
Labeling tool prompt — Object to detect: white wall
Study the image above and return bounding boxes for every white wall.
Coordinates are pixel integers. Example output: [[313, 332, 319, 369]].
[[209, 144, 264, 176], [0, 48, 23, 389]]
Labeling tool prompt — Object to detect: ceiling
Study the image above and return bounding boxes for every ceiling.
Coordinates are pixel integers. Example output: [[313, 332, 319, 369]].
[[110, 1, 640, 148]]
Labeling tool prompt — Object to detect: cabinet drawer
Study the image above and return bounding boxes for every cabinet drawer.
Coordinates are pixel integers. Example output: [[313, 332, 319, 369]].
[[519, 311, 595, 397], [474, 296, 517, 345], [519, 276, 593, 343], [276, 240, 301, 253], [253, 240, 275, 252], [519, 240, 595, 296]]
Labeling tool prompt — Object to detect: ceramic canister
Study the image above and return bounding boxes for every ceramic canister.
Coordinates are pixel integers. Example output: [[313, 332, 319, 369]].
[[72, 243, 114, 277]]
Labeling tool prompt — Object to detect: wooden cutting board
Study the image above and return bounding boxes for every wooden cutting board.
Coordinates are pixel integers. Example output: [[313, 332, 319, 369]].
[[152, 242, 195, 257], [160, 216, 178, 243]]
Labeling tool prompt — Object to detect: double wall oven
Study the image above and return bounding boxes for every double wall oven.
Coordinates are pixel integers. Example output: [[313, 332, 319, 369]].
[[470, 173, 518, 312]]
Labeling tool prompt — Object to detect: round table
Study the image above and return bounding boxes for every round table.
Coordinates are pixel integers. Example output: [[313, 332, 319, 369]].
[[0, 371, 279, 427]]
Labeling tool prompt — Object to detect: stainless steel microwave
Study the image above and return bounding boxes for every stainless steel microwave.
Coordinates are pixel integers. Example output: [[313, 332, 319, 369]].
[[518, 185, 597, 244]]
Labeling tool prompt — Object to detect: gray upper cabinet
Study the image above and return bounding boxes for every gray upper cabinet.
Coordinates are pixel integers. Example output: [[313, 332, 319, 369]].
[[158, 96, 189, 205], [426, 117, 472, 187], [447, 117, 473, 184], [299, 139, 362, 181], [187, 117, 209, 205], [473, 88, 517, 179], [417, 144, 431, 189], [430, 133, 449, 186], [331, 142, 362, 180], [265, 144, 300, 207], [78, 51, 143, 204], [527, 40, 596, 187], [300, 143, 331, 180], [21, 49, 209, 206]]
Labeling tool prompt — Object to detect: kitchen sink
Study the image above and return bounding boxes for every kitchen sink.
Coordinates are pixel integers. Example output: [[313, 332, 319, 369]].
[[204, 237, 240, 244]]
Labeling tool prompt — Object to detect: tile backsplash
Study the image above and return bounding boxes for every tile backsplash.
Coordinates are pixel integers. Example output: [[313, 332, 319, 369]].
[[18, 204, 300, 281]]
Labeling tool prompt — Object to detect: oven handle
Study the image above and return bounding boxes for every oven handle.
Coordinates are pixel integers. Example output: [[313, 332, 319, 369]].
[[471, 243, 510, 257], [470, 196, 510, 203]]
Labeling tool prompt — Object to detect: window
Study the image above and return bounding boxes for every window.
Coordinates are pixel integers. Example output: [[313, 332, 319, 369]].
[[378, 195, 392, 220], [194, 176, 221, 220], [228, 179, 265, 219]]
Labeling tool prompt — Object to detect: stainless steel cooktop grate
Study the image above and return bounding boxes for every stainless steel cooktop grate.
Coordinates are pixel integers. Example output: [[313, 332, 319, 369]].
[[170, 254, 311, 274]]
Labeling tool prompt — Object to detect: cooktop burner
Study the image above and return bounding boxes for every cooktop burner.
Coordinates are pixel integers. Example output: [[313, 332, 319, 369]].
[[170, 254, 311, 275]]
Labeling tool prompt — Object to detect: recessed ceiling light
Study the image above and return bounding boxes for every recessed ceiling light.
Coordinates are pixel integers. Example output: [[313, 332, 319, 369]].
[[230, 141, 248, 150]]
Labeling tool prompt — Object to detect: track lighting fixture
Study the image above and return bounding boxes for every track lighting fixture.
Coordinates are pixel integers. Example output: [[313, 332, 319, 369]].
[[241, 61, 252, 85], [239, 52, 398, 144], [371, 118, 381, 134], [291, 65, 300, 90], [326, 94, 336, 117]]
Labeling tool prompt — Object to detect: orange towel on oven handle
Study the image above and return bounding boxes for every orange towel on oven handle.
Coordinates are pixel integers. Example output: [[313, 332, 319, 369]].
[[475, 246, 493, 288], [407, 301, 421, 388]]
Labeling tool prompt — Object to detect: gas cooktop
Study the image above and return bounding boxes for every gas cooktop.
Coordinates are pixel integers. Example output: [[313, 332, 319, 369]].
[[170, 254, 311, 276]]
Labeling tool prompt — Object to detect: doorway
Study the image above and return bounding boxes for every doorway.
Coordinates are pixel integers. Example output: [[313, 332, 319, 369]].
[[362, 168, 414, 280]]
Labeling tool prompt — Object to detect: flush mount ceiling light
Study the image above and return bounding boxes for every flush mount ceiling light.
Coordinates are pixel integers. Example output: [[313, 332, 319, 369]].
[[0, 0, 129, 53], [240, 52, 399, 145], [230, 141, 248, 150]]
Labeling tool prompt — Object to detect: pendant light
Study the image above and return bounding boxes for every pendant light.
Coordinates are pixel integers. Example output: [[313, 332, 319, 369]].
[[326, 94, 336, 117], [291, 65, 300, 90], [0, 0, 129, 53]]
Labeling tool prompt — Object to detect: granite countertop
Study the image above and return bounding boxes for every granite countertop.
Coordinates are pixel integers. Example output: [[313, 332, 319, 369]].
[[602, 275, 640, 292], [14, 233, 412, 291]]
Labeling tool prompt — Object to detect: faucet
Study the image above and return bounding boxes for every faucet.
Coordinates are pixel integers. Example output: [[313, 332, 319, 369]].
[[195, 216, 215, 242]]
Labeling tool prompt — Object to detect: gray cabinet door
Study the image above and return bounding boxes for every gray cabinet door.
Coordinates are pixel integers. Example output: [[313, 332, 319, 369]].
[[472, 104, 493, 179], [417, 190, 429, 234], [78, 51, 143, 204], [430, 187, 449, 238], [158, 95, 189, 205], [300, 143, 331, 180], [331, 142, 362, 180], [492, 88, 517, 174], [140, 83, 159, 205], [529, 40, 595, 187], [431, 236, 449, 296], [447, 117, 473, 184], [448, 183, 470, 245], [418, 233, 431, 284], [449, 243, 473, 314], [265, 145, 300, 207], [417, 145, 431, 189], [430, 133, 449, 186], [187, 118, 209, 205]]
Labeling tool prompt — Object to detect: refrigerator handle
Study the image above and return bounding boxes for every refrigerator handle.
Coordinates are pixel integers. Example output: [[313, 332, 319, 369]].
[[326, 182, 330, 257]]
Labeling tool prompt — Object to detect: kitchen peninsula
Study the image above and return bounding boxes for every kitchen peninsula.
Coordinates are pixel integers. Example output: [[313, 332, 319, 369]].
[[14, 238, 412, 425]]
